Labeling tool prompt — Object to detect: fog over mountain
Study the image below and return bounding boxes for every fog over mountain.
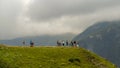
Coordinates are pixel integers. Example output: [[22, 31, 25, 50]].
[[0, 0, 120, 40]]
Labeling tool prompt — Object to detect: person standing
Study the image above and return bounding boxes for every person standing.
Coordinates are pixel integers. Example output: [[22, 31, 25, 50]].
[[62, 40, 65, 46], [66, 40, 69, 46], [30, 40, 34, 47], [22, 40, 25, 45], [71, 41, 74, 46], [73, 41, 77, 47]]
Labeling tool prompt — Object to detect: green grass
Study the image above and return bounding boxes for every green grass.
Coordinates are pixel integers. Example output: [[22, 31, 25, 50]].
[[0, 44, 116, 68]]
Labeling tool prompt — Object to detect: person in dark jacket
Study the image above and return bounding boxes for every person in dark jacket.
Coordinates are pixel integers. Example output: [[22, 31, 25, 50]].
[[30, 40, 34, 47]]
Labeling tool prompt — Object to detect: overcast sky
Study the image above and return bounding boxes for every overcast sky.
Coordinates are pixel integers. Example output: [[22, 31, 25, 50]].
[[0, 0, 120, 40]]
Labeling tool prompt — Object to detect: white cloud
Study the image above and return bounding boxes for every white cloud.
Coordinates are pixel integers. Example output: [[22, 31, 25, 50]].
[[0, 0, 120, 40]]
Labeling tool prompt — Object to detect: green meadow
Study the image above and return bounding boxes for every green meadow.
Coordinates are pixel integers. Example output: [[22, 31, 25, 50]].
[[0, 44, 116, 68]]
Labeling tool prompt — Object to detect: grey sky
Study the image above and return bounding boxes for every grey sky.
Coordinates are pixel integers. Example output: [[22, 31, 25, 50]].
[[0, 0, 120, 40]]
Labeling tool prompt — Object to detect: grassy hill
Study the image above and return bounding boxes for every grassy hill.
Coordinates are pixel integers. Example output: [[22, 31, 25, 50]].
[[0, 44, 116, 68]]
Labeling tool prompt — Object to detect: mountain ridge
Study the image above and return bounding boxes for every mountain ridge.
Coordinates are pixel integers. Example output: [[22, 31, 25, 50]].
[[73, 21, 120, 67]]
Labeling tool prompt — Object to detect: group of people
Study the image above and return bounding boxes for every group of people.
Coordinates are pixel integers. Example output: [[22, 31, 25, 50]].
[[57, 40, 79, 47], [22, 40, 34, 47], [22, 40, 79, 47]]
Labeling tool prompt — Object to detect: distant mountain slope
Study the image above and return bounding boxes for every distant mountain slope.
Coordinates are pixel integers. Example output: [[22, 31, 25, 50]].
[[73, 21, 120, 67], [0, 33, 75, 46], [0, 45, 116, 68]]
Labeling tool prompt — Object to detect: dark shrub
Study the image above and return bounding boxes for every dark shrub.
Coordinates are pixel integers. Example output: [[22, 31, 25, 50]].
[[68, 58, 81, 63]]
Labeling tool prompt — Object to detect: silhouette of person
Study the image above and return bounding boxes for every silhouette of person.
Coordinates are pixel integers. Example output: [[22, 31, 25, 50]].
[[62, 40, 65, 46], [22, 41, 25, 45], [66, 40, 69, 46], [30, 40, 34, 47]]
